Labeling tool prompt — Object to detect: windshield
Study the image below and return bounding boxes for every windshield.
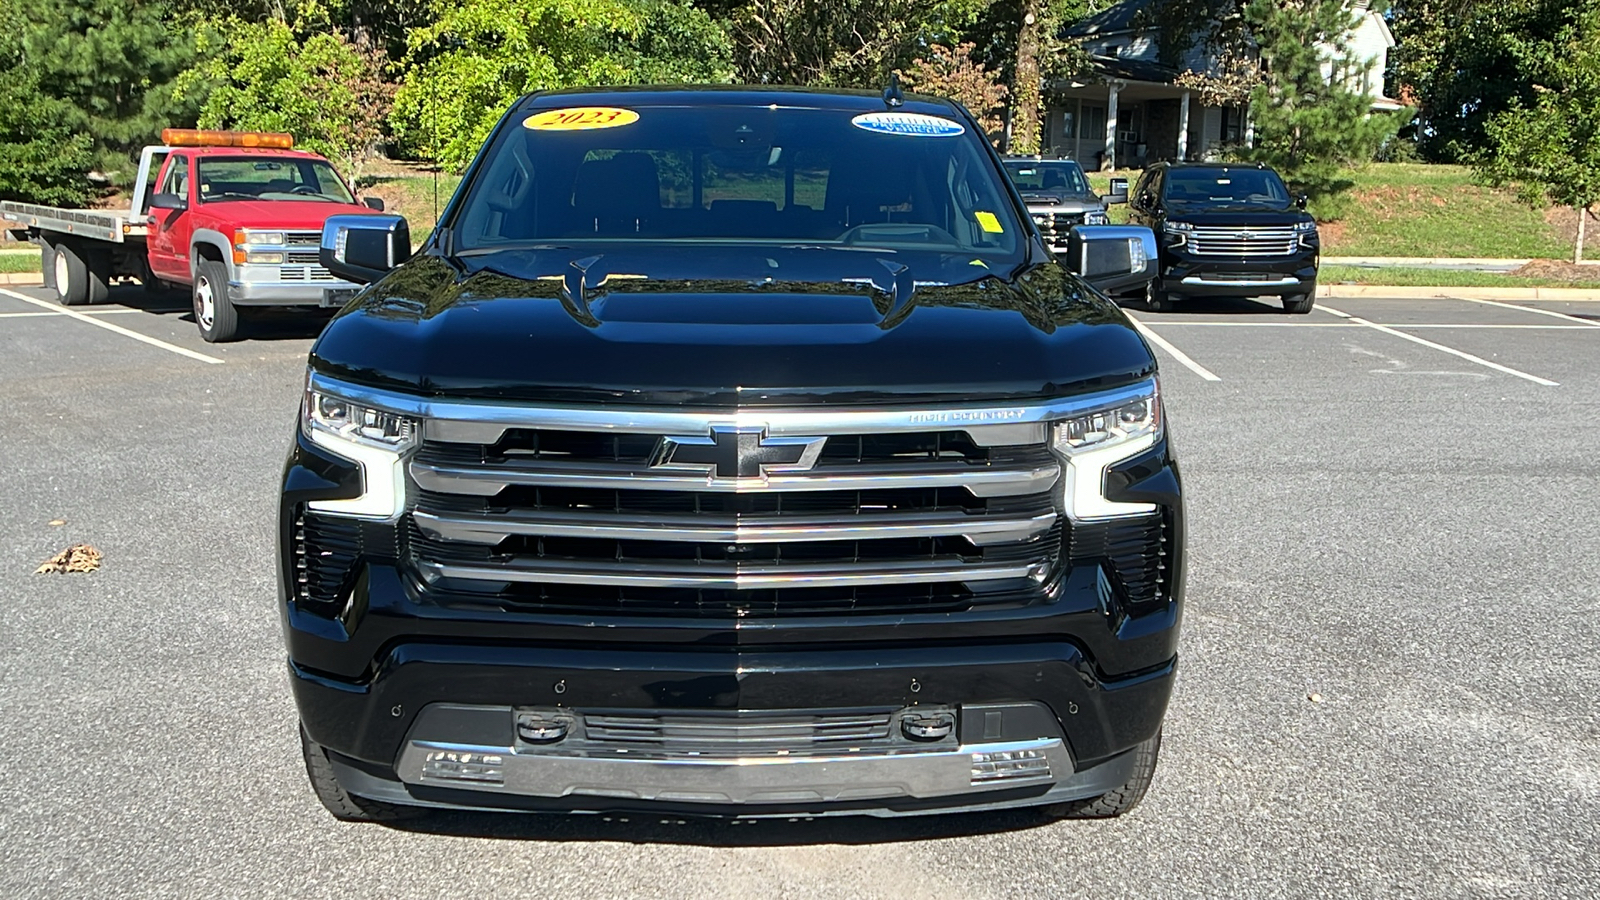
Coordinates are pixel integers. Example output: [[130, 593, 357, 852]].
[[196, 157, 355, 204], [1163, 167, 1290, 207], [451, 104, 1023, 262], [1003, 161, 1090, 195]]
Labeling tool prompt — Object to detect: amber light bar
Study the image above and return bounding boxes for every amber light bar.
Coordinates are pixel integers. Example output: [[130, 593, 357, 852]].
[[160, 129, 294, 149]]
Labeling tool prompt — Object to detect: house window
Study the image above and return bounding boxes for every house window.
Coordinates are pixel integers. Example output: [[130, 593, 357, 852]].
[[1222, 106, 1244, 143]]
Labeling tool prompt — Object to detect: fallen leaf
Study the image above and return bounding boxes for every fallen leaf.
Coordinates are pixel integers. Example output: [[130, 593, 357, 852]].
[[35, 544, 102, 574], [48, 519, 66, 527], [1307, 692, 1324, 703]]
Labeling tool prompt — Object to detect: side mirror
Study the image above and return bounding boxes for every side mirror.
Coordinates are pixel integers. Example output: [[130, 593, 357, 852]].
[[362, 197, 385, 211], [320, 214, 411, 285], [1065, 224, 1158, 296], [1105, 177, 1129, 205], [149, 192, 187, 212], [1296, 194, 1309, 210]]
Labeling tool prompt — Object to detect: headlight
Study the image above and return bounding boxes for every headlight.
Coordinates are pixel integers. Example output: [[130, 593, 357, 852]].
[[1293, 220, 1317, 233], [242, 231, 286, 246], [1163, 221, 1194, 233], [1082, 210, 1110, 226], [302, 385, 418, 519], [1032, 213, 1051, 226], [244, 251, 285, 265], [1050, 381, 1162, 519]]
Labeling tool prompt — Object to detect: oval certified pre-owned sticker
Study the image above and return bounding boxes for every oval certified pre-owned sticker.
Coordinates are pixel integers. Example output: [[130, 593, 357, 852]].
[[851, 111, 965, 137], [523, 107, 640, 131]]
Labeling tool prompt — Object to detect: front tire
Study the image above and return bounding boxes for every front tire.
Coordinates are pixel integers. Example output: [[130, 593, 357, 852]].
[[300, 724, 419, 823], [1146, 285, 1180, 313], [192, 258, 241, 342], [50, 241, 109, 306], [1282, 289, 1316, 315], [1043, 729, 1162, 820]]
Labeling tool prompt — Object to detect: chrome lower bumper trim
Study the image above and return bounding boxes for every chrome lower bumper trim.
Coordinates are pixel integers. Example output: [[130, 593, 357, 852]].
[[1178, 275, 1302, 288], [395, 737, 1070, 804]]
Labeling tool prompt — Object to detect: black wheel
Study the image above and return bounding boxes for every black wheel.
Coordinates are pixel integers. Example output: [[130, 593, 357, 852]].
[[1043, 730, 1162, 820], [1282, 290, 1315, 315], [50, 240, 108, 306], [1146, 285, 1180, 313], [192, 257, 241, 342], [300, 724, 420, 823]]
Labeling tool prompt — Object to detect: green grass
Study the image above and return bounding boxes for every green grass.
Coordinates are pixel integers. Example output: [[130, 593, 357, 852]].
[[0, 251, 38, 274], [356, 167, 464, 236], [1088, 163, 1594, 260], [1320, 264, 1600, 290]]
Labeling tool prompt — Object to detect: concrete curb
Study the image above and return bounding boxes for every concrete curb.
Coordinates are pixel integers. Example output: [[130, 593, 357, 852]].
[[2, 273, 42, 286], [1324, 256, 1600, 268], [1319, 284, 1600, 301]]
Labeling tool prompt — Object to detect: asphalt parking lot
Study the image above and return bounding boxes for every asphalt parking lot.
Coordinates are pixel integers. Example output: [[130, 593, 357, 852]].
[[2, 283, 1597, 899]]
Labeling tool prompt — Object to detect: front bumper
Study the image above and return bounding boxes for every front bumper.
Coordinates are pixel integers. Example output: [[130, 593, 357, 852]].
[[281, 420, 1184, 817], [230, 264, 357, 306], [1159, 247, 1318, 297]]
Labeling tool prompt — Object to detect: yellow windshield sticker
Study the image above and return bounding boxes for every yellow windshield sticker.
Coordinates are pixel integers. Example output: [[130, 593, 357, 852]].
[[975, 211, 1004, 233], [523, 107, 640, 131]]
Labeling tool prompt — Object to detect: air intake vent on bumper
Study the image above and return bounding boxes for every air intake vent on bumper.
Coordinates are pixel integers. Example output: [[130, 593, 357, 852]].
[[1067, 512, 1172, 612]]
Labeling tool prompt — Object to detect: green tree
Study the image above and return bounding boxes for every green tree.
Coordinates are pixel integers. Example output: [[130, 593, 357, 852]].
[[14, 0, 200, 184], [1236, 0, 1399, 199], [1389, 0, 1568, 162], [897, 42, 1009, 139], [176, 17, 394, 179], [0, 3, 95, 203], [391, 0, 733, 172], [731, 0, 963, 87], [1474, 0, 1600, 263]]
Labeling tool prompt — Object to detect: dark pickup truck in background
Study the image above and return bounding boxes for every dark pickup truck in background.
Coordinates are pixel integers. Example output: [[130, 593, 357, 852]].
[[282, 87, 1181, 823], [1128, 161, 1321, 314]]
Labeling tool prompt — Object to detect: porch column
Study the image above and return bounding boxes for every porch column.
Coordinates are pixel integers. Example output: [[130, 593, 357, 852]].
[[1105, 82, 1120, 171], [1244, 106, 1255, 148], [1177, 90, 1191, 161]]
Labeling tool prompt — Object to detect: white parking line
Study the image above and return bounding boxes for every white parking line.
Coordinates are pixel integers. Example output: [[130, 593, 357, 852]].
[[0, 308, 160, 319], [1317, 304, 1558, 386], [0, 287, 223, 365], [1151, 321, 1595, 329], [1452, 296, 1600, 327], [1122, 310, 1222, 381]]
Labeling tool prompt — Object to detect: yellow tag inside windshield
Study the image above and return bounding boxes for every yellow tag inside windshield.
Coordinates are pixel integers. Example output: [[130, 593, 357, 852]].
[[524, 107, 640, 131], [975, 211, 1004, 233]]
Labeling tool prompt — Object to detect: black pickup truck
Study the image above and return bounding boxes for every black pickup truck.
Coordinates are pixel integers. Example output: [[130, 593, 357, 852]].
[[282, 87, 1183, 822]]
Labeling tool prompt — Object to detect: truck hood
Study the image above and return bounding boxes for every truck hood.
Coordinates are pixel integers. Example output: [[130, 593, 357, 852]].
[[197, 198, 373, 228], [1020, 191, 1102, 212], [1164, 206, 1313, 227], [310, 246, 1155, 407]]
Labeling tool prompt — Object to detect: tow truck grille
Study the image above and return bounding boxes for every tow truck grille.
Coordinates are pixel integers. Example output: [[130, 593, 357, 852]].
[[1188, 226, 1298, 257], [407, 423, 1065, 618]]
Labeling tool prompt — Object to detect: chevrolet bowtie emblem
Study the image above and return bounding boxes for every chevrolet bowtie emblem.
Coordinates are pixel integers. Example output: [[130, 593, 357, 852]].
[[650, 428, 827, 480]]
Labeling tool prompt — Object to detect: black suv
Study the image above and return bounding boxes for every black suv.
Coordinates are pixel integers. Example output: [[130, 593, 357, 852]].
[[1128, 161, 1319, 314], [284, 86, 1180, 823]]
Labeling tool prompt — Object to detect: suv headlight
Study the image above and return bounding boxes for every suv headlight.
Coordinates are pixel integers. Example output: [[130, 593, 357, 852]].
[[1162, 221, 1192, 246], [1082, 209, 1110, 226], [302, 384, 418, 519], [1050, 380, 1162, 519], [1293, 220, 1317, 233]]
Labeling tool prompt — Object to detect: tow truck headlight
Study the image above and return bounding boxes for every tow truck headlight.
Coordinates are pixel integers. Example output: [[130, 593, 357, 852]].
[[239, 230, 286, 246], [234, 229, 288, 265], [1050, 381, 1162, 519], [301, 385, 418, 519], [244, 251, 285, 264]]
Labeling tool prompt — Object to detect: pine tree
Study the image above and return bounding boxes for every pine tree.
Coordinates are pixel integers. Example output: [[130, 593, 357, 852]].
[[1237, 0, 1398, 196]]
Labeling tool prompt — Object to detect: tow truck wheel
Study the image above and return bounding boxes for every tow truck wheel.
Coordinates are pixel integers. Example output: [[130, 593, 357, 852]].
[[50, 241, 107, 306], [1282, 290, 1316, 315], [299, 724, 420, 823], [192, 258, 241, 342], [1042, 729, 1162, 820]]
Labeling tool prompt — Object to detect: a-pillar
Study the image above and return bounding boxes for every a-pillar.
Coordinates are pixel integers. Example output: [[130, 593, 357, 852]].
[[1104, 82, 1121, 171], [1177, 90, 1191, 161]]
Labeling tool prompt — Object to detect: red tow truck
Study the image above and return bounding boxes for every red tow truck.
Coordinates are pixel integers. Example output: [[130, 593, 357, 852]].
[[1, 129, 385, 341]]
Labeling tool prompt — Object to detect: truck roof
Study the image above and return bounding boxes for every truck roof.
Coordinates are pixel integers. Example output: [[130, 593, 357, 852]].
[[514, 85, 963, 117], [176, 146, 329, 160]]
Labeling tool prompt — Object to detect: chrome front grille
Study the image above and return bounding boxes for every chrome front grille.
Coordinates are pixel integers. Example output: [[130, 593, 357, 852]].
[[278, 265, 335, 282], [1030, 211, 1084, 245], [582, 711, 894, 756], [1188, 226, 1298, 257], [285, 231, 321, 247], [407, 419, 1065, 617]]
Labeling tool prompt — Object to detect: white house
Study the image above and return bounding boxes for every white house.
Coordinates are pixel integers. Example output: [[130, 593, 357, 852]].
[[1044, 0, 1401, 170]]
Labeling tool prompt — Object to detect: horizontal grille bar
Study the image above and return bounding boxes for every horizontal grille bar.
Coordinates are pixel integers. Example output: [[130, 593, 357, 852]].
[[412, 507, 1056, 547], [1188, 227, 1299, 257], [583, 713, 893, 746], [420, 557, 1041, 590], [410, 458, 1059, 498]]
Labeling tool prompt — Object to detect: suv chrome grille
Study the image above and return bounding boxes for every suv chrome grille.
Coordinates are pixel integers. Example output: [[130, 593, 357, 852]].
[[1188, 226, 1298, 257], [408, 422, 1065, 617]]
